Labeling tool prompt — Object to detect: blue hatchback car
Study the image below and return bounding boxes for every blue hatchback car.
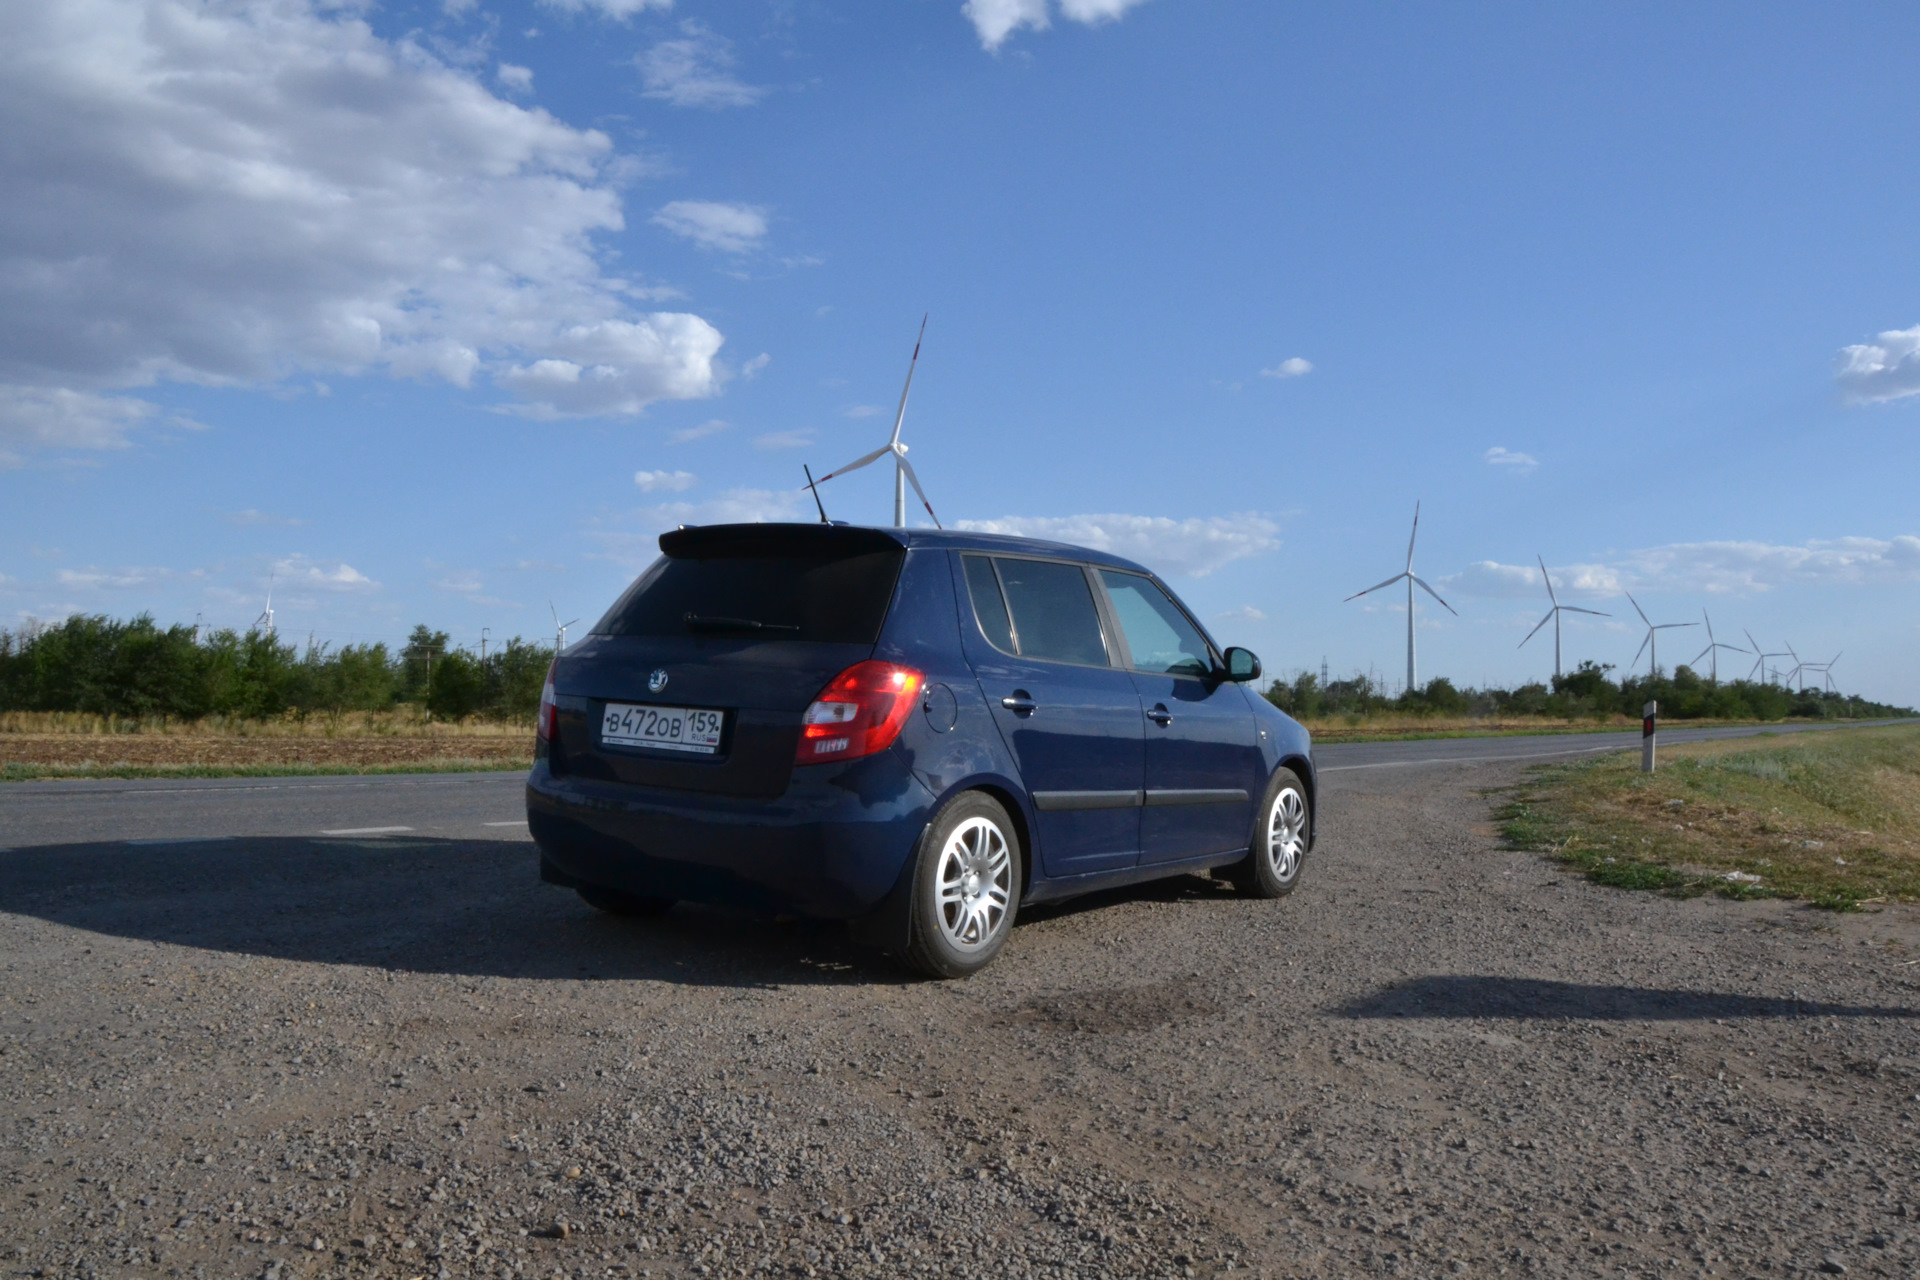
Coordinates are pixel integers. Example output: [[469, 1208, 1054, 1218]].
[[526, 522, 1314, 977]]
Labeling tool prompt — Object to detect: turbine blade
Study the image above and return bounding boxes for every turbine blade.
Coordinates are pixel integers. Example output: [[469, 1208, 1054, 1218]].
[[1344, 572, 1409, 602], [813, 446, 890, 484], [1691, 643, 1712, 666], [887, 314, 928, 448], [896, 453, 942, 529], [1632, 633, 1651, 668], [1538, 554, 1558, 607], [1405, 501, 1420, 572], [1626, 592, 1651, 627], [1409, 574, 1458, 616], [1560, 606, 1610, 617], [1701, 608, 1715, 644], [1519, 609, 1555, 648]]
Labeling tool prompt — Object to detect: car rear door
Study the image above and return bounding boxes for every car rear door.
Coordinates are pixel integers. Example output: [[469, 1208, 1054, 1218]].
[[1095, 569, 1261, 865], [956, 553, 1144, 878]]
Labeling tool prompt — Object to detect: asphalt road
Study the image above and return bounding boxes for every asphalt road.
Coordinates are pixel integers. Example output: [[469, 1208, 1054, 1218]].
[[2, 717, 1909, 848]]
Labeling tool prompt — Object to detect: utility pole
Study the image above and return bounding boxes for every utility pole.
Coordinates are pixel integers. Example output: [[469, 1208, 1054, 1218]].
[[480, 628, 490, 663]]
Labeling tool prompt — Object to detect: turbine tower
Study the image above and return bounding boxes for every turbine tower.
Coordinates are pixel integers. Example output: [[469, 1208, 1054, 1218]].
[[254, 572, 276, 637], [1626, 593, 1696, 678], [550, 602, 579, 653], [813, 316, 941, 528], [1518, 555, 1609, 679], [1689, 609, 1748, 684], [1345, 502, 1456, 693]]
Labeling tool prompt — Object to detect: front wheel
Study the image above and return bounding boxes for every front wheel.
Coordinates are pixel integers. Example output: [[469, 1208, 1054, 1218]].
[[1227, 767, 1309, 898], [902, 791, 1022, 979]]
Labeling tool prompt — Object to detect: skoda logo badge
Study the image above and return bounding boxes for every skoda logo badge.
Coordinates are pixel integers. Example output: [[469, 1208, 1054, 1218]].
[[648, 669, 669, 693]]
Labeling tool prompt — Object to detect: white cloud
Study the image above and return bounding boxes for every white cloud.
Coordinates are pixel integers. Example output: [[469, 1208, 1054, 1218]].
[[56, 566, 197, 590], [964, 0, 1155, 50], [754, 429, 814, 450], [224, 509, 304, 527], [636, 22, 766, 109], [1484, 446, 1538, 472], [542, 0, 672, 17], [1443, 536, 1920, 601], [955, 513, 1280, 577], [653, 201, 770, 253], [0, 0, 726, 463], [496, 63, 534, 94], [494, 317, 725, 417], [741, 353, 771, 379], [670, 418, 731, 443], [634, 469, 696, 492], [1836, 325, 1920, 404], [434, 570, 484, 594], [0, 387, 159, 467], [1212, 605, 1266, 627], [272, 555, 377, 592], [842, 404, 882, 419], [1260, 357, 1312, 379]]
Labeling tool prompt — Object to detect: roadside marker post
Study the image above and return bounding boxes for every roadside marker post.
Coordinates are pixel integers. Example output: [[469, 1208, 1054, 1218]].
[[1642, 700, 1658, 773]]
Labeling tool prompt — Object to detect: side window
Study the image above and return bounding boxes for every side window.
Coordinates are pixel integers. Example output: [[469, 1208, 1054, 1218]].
[[961, 554, 1015, 654], [1099, 570, 1214, 676], [994, 558, 1110, 667]]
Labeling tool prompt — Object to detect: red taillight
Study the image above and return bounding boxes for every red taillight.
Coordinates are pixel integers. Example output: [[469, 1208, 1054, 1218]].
[[536, 660, 558, 743], [796, 660, 924, 764]]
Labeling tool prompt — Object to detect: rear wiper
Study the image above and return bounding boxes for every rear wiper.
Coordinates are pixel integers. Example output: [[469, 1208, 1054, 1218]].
[[684, 613, 801, 634]]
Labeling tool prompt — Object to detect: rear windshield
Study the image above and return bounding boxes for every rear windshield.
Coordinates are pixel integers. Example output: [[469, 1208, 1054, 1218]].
[[596, 549, 905, 644]]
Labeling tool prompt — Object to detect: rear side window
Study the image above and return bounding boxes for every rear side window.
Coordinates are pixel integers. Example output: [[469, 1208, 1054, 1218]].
[[961, 555, 1015, 654], [1100, 570, 1214, 676], [598, 549, 904, 644], [966, 556, 1110, 667]]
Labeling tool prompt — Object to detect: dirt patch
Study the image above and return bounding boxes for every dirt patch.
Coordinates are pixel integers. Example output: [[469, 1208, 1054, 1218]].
[[0, 732, 530, 770]]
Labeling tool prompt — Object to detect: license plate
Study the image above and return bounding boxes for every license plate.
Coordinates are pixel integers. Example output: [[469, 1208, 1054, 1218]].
[[600, 702, 725, 754]]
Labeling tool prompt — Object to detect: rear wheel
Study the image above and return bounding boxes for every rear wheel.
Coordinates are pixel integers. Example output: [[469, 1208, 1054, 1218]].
[[1227, 767, 1309, 898], [576, 884, 674, 917], [902, 792, 1022, 979]]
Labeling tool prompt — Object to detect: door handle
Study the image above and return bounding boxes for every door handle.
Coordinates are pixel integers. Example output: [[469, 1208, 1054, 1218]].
[[1147, 704, 1173, 726], [1001, 692, 1037, 715]]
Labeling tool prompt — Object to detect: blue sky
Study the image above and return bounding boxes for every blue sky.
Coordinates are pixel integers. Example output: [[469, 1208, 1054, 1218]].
[[4, 0, 1919, 703]]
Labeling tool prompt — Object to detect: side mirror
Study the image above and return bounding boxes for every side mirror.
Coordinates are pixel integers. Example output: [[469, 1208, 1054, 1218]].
[[1223, 647, 1261, 683]]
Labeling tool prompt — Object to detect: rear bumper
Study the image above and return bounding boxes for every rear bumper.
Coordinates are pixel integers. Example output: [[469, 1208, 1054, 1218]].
[[525, 749, 938, 919]]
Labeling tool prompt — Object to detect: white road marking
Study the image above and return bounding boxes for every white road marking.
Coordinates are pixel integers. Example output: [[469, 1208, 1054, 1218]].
[[483, 819, 527, 827], [320, 825, 415, 836]]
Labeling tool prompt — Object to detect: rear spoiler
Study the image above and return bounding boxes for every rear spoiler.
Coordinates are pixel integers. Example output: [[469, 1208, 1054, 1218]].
[[659, 523, 906, 560]]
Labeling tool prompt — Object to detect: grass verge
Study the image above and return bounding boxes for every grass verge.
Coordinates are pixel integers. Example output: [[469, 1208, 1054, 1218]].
[[1, 758, 529, 782], [1496, 724, 1920, 910]]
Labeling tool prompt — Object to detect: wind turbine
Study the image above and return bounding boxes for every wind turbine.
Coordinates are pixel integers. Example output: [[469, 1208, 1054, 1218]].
[[1744, 630, 1791, 685], [1626, 593, 1696, 678], [1783, 643, 1807, 691], [811, 316, 941, 528], [1689, 609, 1748, 684], [1345, 502, 1456, 693], [551, 602, 579, 653], [1804, 652, 1842, 694], [254, 572, 276, 637], [1517, 555, 1609, 679]]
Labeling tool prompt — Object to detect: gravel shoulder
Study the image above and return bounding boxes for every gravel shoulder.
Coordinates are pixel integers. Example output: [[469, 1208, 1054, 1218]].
[[3, 759, 1918, 1279]]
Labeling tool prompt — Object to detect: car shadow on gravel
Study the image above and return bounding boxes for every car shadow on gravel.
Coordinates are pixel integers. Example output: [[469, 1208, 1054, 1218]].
[[0, 836, 913, 988], [1339, 975, 1920, 1021]]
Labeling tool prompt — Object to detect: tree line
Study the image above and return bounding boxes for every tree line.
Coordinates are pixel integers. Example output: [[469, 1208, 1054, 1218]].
[[1264, 660, 1914, 722], [0, 615, 552, 722]]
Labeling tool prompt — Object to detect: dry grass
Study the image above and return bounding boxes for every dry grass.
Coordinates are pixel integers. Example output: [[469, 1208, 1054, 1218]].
[[1302, 713, 1644, 741], [1499, 724, 1920, 909], [0, 714, 532, 779], [0, 709, 529, 738]]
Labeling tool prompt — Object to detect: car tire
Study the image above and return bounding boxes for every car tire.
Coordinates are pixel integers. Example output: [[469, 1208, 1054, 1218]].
[[576, 884, 674, 917], [1226, 766, 1309, 898], [901, 791, 1022, 979]]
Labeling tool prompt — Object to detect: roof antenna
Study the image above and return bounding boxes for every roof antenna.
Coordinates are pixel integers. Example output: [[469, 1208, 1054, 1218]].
[[803, 464, 830, 523]]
